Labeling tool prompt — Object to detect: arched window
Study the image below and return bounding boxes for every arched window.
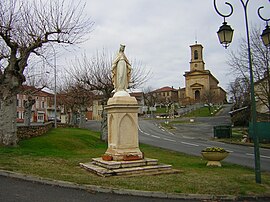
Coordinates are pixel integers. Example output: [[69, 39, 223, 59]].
[[194, 50, 198, 60]]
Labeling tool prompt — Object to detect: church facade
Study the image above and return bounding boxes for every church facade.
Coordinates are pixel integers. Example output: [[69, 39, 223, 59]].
[[179, 43, 227, 105]]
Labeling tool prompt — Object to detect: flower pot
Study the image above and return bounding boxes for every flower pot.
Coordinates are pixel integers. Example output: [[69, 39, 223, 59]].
[[201, 151, 229, 167]]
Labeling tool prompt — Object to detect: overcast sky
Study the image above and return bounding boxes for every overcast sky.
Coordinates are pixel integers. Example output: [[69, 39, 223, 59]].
[[62, 0, 269, 92]]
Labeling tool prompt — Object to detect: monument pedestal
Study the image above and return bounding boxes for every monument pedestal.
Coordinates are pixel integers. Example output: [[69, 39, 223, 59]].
[[80, 95, 180, 176], [104, 96, 143, 161]]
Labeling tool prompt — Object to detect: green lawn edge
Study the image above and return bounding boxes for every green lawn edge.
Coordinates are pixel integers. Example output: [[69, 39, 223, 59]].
[[0, 127, 269, 196]]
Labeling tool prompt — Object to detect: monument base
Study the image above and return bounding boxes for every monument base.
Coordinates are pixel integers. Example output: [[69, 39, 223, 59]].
[[80, 158, 180, 177], [105, 95, 143, 161], [104, 148, 143, 161]]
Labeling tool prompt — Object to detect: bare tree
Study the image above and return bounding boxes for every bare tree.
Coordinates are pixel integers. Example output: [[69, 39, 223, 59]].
[[228, 77, 251, 125], [0, 0, 94, 146], [143, 87, 157, 108], [228, 77, 250, 109], [68, 50, 151, 141], [58, 80, 94, 128], [227, 26, 270, 114], [201, 90, 215, 113]]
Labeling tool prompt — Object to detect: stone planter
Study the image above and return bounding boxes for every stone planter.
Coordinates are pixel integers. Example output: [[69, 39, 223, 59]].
[[201, 151, 229, 167]]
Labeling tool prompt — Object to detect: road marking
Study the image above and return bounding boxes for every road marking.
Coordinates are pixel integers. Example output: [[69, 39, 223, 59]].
[[181, 141, 199, 147], [208, 140, 225, 145], [246, 153, 270, 159], [261, 155, 270, 159], [226, 150, 234, 153], [182, 136, 195, 139], [168, 131, 175, 136], [138, 127, 150, 136], [163, 138, 176, 142], [151, 135, 161, 139]]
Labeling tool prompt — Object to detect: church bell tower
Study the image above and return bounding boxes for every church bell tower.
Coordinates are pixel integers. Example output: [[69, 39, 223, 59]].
[[190, 43, 205, 71]]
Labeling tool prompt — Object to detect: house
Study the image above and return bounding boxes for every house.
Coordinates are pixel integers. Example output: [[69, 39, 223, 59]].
[[130, 91, 145, 114], [150, 86, 179, 106], [92, 99, 103, 121], [254, 74, 270, 117], [16, 85, 60, 123]]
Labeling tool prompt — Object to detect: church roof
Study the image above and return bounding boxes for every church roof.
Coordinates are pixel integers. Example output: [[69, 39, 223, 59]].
[[184, 69, 219, 84], [184, 69, 209, 76]]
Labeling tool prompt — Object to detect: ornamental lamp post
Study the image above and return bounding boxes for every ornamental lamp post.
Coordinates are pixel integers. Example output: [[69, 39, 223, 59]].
[[213, 0, 269, 184]]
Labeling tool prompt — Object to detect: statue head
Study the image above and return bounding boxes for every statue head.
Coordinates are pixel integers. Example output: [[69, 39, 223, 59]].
[[119, 44, 125, 52]]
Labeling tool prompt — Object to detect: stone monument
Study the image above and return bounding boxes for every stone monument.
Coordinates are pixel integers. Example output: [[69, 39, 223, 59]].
[[80, 45, 179, 176], [104, 44, 143, 161]]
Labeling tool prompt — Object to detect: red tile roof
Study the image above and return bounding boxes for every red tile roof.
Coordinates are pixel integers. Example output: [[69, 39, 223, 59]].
[[153, 86, 177, 92]]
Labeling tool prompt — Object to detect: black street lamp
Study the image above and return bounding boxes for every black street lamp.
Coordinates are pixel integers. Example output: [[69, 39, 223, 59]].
[[217, 21, 234, 49], [213, 0, 269, 184], [261, 25, 270, 47]]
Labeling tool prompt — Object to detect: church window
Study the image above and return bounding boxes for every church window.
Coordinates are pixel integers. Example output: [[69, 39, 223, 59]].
[[194, 50, 198, 60]]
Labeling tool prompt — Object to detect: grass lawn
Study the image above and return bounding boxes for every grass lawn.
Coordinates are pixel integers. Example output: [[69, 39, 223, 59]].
[[155, 106, 168, 114], [0, 128, 270, 196], [184, 106, 222, 117]]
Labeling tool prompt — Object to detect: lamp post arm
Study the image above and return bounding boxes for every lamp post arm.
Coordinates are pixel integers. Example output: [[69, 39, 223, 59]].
[[213, 0, 233, 20], [258, 6, 270, 25]]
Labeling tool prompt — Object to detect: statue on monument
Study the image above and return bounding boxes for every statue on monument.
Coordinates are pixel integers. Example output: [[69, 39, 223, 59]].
[[111, 44, 131, 95]]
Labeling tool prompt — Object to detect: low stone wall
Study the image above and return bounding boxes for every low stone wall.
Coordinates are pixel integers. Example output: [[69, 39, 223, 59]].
[[17, 122, 53, 140], [56, 123, 75, 128]]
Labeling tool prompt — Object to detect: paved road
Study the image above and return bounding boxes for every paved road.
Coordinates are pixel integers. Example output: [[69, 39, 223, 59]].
[[0, 175, 183, 202], [139, 120, 270, 171], [84, 105, 270, 171], [138, 104, 270, 172]]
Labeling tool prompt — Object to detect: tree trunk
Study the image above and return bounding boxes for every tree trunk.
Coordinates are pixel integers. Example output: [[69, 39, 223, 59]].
[[71, 112, 78, 126], [78, 109, 86, 128], [0, 94, 18, 146], [24, 107, 31, 126], [24, 98, 35, 126]]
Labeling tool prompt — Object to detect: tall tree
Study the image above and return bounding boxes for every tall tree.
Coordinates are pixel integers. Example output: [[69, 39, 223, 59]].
[[0, 0, 94, 146]]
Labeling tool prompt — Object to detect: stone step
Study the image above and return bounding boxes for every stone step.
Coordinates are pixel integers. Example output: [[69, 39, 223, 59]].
[[80, 161, 180, 177], [80, 162, 114, 177], [92, 157, 158, 169]]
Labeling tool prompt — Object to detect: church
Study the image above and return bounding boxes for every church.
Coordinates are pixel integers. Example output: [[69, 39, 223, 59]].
[[179, 43, 227, 105]]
